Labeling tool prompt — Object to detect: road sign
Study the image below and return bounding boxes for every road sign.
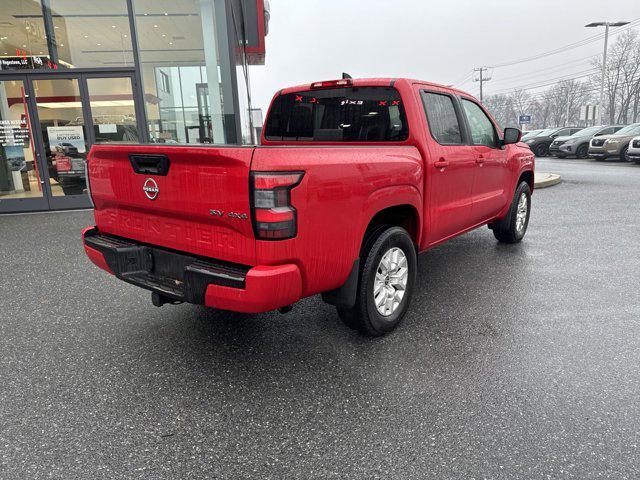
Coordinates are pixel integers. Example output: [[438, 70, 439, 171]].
[[519, 114, 532, 124], [580, 105, 600, 123]]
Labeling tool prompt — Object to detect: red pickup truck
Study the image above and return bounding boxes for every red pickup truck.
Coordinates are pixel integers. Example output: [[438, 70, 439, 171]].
[[83, 77, 534, 336]]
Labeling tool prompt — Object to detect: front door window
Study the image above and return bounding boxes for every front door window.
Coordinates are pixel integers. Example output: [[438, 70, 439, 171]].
[[461, 99, 498, 148]]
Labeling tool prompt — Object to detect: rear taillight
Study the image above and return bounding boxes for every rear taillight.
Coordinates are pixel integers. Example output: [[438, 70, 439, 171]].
[[251, 171, 304, 240]]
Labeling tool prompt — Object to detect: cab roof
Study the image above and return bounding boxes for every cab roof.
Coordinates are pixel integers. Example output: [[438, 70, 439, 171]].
[[277, 77, 475, 99]]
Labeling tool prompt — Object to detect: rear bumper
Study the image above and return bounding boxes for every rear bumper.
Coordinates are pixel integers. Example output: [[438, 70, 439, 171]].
[[82, 227, 301, 313]]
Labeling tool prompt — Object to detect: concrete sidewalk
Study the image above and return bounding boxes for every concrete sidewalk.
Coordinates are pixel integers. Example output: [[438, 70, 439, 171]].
[[534, 171, 561, 188]]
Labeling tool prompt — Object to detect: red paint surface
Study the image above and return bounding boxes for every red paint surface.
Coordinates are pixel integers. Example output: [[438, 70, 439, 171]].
[[85, 78, 534, 312], [89, 144, 256, 266], [82, 227, 113, 274], [204, 264, 301, 313]]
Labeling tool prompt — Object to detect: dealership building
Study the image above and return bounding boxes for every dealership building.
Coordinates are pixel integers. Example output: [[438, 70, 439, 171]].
[[0, 0, 268, 213]]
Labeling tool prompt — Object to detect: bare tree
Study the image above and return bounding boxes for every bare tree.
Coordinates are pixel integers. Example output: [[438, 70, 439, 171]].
[[590, 29, 640, 123], [482, 28, 640, 129], [483, 93, 512, 128]]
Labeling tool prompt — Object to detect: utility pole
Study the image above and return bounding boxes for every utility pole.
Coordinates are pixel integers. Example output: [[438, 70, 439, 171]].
[[473, 67, 491, 102], [585, 21, 630, 124]]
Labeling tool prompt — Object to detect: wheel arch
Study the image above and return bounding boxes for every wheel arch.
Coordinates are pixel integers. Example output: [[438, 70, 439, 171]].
[[322, 192, 422, 310], [518, 170, 534, 191]]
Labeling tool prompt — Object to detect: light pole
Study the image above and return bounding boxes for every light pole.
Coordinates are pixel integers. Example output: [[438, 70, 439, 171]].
[[585, 21, 630, 124]]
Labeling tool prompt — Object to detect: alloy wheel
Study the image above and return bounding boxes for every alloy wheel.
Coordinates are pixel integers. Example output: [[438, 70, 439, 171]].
[[373, 247, 408, 317], [515, 192, 528, 234]]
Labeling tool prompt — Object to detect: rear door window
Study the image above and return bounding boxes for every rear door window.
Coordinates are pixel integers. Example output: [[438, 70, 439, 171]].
[[264, 87, 408, 142], [421, 92, 463, 145]]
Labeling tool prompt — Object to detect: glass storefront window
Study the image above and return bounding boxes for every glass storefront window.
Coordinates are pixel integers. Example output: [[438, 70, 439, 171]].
[[49, 0, 134, 68], [0, 0, 133, 70], [87, 77, 139, 143], [0, 79, 42, 199], [134, 0, 235, 145], [0, 1, 47, 70]]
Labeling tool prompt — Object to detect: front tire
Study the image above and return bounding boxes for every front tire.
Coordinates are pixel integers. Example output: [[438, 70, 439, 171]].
[[337, 226, 417, 336], [576, 144, 589, 159], [621, 146, 631, 162], [492, 181, 531, 244]]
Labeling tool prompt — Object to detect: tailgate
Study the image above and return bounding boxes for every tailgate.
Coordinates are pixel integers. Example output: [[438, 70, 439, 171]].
[[88, 144, 256, 266]]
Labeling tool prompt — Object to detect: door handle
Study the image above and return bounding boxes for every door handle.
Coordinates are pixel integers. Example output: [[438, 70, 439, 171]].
[[434, 158, 449, 169], [476, 155, 485, 165]]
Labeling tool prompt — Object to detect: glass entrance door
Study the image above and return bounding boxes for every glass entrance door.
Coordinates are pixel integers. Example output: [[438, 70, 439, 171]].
[[1, 72, 143, 212], [32, 77, 91, 204], [32, 74, 143, 209]]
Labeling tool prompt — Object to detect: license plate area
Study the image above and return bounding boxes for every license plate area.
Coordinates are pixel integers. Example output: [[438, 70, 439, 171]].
[[115, 246, 154, 274]]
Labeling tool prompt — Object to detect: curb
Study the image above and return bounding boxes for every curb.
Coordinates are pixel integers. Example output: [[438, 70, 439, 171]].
[[534, 172, 561, 189]]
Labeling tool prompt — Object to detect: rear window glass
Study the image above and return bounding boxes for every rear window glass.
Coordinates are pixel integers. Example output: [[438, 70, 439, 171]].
[[264, 87, 409, 142]]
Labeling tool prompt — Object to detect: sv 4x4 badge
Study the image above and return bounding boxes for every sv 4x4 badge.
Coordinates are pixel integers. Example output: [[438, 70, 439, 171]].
[[210, 209, 248, 220]]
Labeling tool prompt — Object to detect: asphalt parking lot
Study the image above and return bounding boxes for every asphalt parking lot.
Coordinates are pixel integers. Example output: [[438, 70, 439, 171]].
[[1, 158, 640, 479]]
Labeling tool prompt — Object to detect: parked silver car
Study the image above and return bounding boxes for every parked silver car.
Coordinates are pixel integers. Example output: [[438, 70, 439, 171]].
[[551, 125, 625, 159]]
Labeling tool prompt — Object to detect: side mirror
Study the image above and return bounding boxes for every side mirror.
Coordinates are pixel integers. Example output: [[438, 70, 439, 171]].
[[503, 127, 521, 145]]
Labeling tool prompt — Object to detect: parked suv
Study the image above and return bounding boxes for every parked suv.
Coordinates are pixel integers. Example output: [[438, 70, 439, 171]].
[[589, 123, 640, 161], [552, 125, 625, 158], [525, 126, 582, 157], [628, 136, 640, 164], [83, 77, 534, 336]]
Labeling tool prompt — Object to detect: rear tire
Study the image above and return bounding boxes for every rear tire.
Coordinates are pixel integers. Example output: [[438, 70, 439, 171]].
[[492, 182, 531, 244], [337, 226, 417, 336]]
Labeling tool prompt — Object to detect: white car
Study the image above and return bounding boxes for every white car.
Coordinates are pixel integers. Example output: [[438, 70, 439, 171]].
[[628, 135, 640, 164]]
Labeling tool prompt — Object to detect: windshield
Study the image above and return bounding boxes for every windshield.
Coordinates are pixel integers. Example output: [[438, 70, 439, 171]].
[[521, 130, 541, 140], [615, 124, 640, 136], [570, 126, 601, 137], [538, 128, 559, 136], [264, 86, 409, 142]]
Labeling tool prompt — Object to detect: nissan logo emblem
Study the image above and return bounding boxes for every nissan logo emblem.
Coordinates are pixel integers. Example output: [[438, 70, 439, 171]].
[[143, 178, 159, 200]]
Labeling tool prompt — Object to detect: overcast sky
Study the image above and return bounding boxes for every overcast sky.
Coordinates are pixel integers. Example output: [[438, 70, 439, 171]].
[[249, 0, 640, 112]]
